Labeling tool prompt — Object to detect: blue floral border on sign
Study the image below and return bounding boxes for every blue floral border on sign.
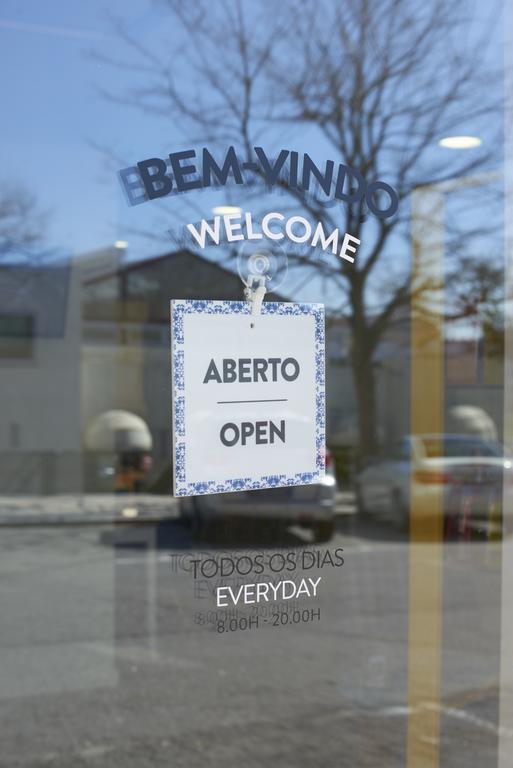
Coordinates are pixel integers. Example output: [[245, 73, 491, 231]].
[[170, 299, 325, 497]]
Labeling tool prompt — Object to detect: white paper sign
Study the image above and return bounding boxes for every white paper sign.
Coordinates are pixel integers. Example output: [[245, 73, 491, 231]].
[[171, 300, 325, 496]]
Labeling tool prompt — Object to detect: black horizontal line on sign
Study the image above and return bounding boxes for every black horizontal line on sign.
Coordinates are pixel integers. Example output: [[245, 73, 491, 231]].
[[217, 398, 288, 404]]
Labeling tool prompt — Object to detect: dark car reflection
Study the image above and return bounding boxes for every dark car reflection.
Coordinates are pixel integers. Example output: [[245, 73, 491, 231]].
[[179, 449, 337, 543]]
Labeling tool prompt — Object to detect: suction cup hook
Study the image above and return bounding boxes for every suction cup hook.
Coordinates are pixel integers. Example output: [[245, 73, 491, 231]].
[[237, 240, 288, 326], [244, 274, 267, 321]]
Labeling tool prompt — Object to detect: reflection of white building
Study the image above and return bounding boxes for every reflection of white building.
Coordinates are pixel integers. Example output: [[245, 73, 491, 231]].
[[0, 247, 120, 493], [0, 262, 79, 492], [0, 248, 504, 493]]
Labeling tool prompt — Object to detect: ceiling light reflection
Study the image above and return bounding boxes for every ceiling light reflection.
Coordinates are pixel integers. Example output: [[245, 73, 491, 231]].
[[438, 136, 482, 149]]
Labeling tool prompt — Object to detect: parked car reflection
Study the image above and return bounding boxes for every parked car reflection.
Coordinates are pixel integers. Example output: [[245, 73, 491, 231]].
[[355, 434, 511, 537], [179, 448, 338, 542]]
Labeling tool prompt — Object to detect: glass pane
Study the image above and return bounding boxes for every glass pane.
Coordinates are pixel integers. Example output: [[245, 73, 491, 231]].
[[0, 2, 511, 767]]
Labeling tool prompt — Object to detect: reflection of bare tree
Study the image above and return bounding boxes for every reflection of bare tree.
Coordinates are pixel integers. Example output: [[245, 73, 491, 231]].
[[448, 257, 504, 356], [105, 0, 501, 455], [0, 186, 47, 263]]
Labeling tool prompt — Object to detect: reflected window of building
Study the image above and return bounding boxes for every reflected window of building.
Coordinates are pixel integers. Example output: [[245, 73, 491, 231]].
[[0, 313, 34, 358]]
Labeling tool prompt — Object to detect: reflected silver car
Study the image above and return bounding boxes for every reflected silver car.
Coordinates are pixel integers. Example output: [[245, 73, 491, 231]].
[[355, 434, 512, 532]]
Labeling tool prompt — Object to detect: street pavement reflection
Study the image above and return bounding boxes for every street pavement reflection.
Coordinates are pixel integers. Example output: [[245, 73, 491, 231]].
[[0, 499, 503, 768]]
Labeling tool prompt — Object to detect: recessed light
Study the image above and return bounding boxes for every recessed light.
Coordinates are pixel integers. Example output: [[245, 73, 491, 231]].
[[438, 136, 482, 149], [212, 206, 242, 216], [114, 240, 128, 249]]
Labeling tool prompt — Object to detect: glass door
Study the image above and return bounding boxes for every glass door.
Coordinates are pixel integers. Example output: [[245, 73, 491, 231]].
[[0, 2, 511, 766]]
